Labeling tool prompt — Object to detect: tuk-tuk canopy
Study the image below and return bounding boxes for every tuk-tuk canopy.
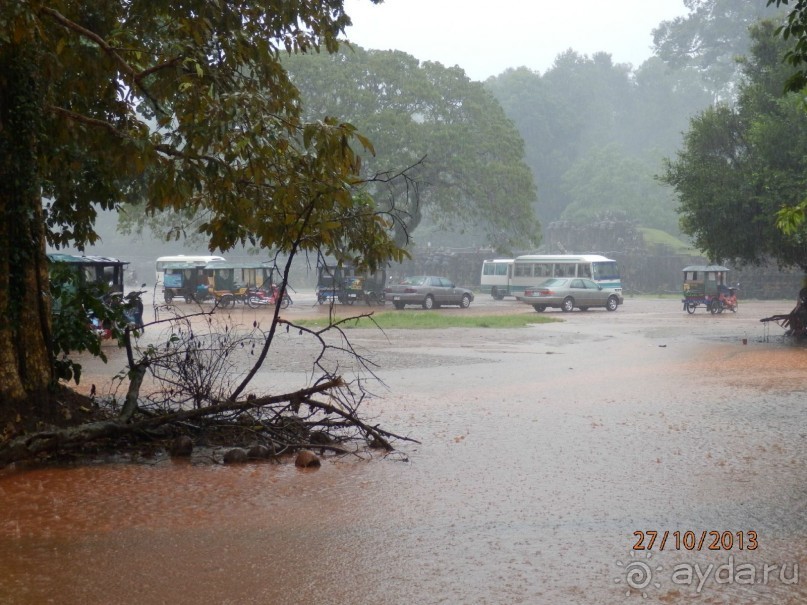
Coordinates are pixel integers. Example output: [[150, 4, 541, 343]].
[[48, 253, 129, 267], [682, 265, 730, 273], [48, 253, 129, 294]]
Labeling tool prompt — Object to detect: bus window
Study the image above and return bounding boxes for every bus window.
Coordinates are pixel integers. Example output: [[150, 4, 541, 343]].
[[577, 264, 591, 278], [514, 263, 532, 278], [483, 263, 495, 276], [495, 263, 508, 276], [555, 264, 574, 277], [592, 262, 619, 280], [534, 263, 552, 278]]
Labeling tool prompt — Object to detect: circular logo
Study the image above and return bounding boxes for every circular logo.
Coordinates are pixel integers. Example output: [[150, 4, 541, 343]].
[[615, 554, 663, 598], [624, 561, 653, 590]]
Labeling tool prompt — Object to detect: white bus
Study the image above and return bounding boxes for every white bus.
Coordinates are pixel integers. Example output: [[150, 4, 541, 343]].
[[480, 259, 515, 299], [155, 255, 225, 286], [510, 254, 622, 294]]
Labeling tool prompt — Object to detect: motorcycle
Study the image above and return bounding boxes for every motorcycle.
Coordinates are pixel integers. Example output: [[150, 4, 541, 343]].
[[246, 284, 292, 309]]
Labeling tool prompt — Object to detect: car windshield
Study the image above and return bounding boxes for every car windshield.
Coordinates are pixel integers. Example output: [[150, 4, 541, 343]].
[[540, 278, 567, 287], [401, 276, 428, 286]]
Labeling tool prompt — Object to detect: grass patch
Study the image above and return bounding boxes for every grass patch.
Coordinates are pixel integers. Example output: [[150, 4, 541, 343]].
[[295, 310, 559, 329], [639, 227, 700, 255]]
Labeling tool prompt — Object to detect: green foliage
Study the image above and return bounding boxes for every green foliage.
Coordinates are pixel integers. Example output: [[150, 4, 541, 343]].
[[662, 20, 807, 268], [560, 145, 680, 233], [768, 0, 807, 91], [0, 0, 404, 397], [283, 47, 540, 250], [486, 55, 710, 231], [2, 1, 403, 272], [653, 0, 783, 100], [48, 265, 108, 384]]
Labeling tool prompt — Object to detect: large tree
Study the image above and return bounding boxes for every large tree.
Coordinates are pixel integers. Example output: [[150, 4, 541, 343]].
[[281, 46, 540, 251], [662, 20, 807, 268], [653, 0, 784, 101], [0, 1, 404, 408], [486, 52, 709, 233]]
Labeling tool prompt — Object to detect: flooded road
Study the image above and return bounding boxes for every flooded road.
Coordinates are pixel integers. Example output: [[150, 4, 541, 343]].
[[1, 297, 806, 604]]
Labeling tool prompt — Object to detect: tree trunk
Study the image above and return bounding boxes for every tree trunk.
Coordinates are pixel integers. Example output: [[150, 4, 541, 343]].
[[0, 42, 54, 406]]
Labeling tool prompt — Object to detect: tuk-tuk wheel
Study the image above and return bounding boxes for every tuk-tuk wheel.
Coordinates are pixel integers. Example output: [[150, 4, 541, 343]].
[[685, 302, 696, 314], [164, 291, 174, 304], [710, 299, 721, 314]]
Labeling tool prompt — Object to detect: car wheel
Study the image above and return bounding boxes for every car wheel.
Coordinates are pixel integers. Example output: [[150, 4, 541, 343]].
[[460, 294, 472, 309], [423, 295, 434, 310], [393, 302, 405, 310], [606, 296, 619, 312], [561, 297, 575, 312], [532, 304, 547, 312]]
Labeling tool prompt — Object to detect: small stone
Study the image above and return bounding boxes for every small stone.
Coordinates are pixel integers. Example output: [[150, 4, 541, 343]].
[[294, 449, 321, 468], [222, 448, 248, 464], [247, 444, 270, 459], [168, 435, 193, 457]]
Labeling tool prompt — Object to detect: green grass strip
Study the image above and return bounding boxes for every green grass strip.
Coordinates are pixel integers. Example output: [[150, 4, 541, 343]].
[[295, 310, 559, 329]]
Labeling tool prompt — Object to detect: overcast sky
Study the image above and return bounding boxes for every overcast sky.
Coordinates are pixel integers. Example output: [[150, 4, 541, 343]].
[[342, 0, 690, 81]]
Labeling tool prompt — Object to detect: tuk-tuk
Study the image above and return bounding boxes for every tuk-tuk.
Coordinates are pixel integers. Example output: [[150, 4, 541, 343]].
[[316, 264, 386, 305], [201, 261, 278, 308], [682, 265, 738, 314], [48, 253, 129, 296], [47, 253, 139, 337], [162, 260, 211, 303]]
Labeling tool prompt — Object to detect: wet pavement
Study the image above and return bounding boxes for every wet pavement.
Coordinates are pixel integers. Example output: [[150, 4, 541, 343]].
[[0, 296, 805, 604]]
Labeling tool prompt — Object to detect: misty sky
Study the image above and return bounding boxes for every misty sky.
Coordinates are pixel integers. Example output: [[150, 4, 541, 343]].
[[343, 0, 689, 81]]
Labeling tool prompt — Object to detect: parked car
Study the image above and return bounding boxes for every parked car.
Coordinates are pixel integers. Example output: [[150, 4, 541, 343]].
[[385, 276, 474, 310], [516, 277, 623, 312]]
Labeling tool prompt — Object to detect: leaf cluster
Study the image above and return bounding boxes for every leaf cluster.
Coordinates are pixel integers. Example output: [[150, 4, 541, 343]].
[[2, 0, 404, 271], [768, 0, 807, 91]]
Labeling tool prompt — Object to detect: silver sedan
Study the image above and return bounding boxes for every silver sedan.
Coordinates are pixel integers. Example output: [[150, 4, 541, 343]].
[[385, 276, 474, 310], [516, 278, 623, 312]]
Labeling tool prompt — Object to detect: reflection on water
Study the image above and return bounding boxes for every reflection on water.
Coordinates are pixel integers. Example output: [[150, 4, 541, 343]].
[[1, 305, 806, 604]]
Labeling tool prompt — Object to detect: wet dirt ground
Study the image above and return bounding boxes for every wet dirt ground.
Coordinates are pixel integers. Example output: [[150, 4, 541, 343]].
[[1, 295, 805, 604]]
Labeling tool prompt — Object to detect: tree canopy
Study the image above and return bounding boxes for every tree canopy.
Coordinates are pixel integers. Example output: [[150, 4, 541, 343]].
[[0, 0, 405, 407], [485, 52, 710, 234], [662, 20, 807, 269], [653, 0, 783, 100], [281, 46, 540, 251]]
